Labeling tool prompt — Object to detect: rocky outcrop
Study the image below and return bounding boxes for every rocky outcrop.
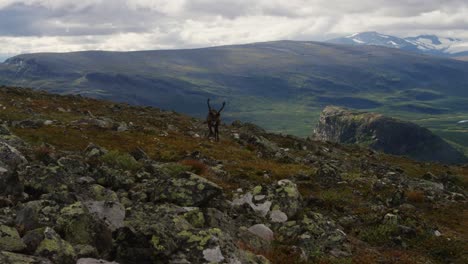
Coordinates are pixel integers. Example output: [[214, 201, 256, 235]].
[[314, 106, 468, 164]]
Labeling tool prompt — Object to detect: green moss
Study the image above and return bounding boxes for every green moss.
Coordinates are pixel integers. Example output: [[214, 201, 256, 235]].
[[0, 225, 26, 252], [172, 216, 192, 231], [0, 251, 44, 264], [100, 150, 142, 171], [252, 185, 262, 195], [183, 210, 205, 228], [358, 223, 399, 246], [177, 228, 222, 250], [37, 237, 75, 254], [90, 184, 118, 201], [283, 185, 298, 198], [161, 163, 191, 177], [58, 202, 93, 245], [151, 235, 166, 252], [35, 230, 76, 264], [341, 172, 362, 181], [197, 183, 205, 191]]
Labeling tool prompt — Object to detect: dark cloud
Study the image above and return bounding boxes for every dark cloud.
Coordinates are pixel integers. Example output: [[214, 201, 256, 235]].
[[0, 0, 466, 55]]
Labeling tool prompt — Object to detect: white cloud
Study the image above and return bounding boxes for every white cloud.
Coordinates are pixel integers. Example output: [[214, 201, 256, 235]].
[[0, 0, 467, 56]]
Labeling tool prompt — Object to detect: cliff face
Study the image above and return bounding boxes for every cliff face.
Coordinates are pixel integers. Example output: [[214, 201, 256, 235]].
[[314, 106, 468, 164]]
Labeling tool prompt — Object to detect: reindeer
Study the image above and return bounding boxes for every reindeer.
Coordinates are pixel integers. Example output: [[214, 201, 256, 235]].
[[206, 99, 225, 141]]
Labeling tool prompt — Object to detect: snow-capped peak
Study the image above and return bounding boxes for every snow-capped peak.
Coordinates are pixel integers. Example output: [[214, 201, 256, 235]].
[[327, 32, 468, 57]]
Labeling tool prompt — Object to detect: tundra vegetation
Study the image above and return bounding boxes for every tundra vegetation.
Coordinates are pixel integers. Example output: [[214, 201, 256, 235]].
[[0, 86, 466, 264]]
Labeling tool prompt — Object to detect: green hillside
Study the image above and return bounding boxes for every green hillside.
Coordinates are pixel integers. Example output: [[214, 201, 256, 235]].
[[1, 41, 467, 151]]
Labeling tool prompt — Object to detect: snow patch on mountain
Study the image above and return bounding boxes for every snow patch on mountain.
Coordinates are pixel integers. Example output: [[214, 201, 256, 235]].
[[328, 32, 468, 57]]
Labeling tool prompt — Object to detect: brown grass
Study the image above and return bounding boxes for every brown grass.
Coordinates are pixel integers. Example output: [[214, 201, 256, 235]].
[[179, 159, 209, 176], [405, 190, 425, 203]]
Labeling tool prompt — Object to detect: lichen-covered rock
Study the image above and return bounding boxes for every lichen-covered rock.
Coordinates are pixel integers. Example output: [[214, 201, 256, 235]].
[[233, 179, 302, 219], [57, 202, 112, 256], [74, 244, 99, 259], [22, 228, 45, 254], [114, 204, 183, 263], [276, 212, 350, 258], [34, 227, 76, 264], [0, 207, 15, 227], [114, 203, 243, 264], [202, 246, 224, 263], [247, 224, 274, 241], [79, 184, 119, 202], [270, 210, 288, 223], [95, 166, 135, 190], [11, 119, 45, 129], [232, 192, 272, 217], [19, 165, 74, 196], [0, 142, 27, 168], [77, 258, 120, 264], [272, 179, 301, 218], [0, 251, 52, 264], [0, 162, 23, 198], [151, 171, 222, 207], [315, 163, 342, 187], [83, 201, 125, 231], [57, 155, 88, 175], [0, 225, 26, 252], [15, 200, 60, 232], [84, 143, 108, 159]]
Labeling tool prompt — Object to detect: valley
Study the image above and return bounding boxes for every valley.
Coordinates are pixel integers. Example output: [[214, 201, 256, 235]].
[[0, 40, 467, 154]]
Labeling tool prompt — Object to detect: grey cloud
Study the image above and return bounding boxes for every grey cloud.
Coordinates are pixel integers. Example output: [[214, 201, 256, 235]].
[[0, 0, 467, 55]]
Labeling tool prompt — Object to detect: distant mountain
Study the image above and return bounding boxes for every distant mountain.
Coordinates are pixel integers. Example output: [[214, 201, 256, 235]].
[[0, 40, 468, 150], [327, 31, 468, 57]]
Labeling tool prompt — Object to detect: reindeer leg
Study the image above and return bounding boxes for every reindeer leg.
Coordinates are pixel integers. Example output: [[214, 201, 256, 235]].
[[208, 124, 214, 138], [215, 125, 219, 141]]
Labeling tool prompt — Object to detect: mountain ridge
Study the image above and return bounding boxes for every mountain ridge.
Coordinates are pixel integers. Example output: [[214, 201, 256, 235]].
[[327, 31, 468, 57], [1, 40, 468, 151]]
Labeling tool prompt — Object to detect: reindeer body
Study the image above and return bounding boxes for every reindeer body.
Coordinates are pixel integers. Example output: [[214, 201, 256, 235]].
[[206, 99, 225, 141]]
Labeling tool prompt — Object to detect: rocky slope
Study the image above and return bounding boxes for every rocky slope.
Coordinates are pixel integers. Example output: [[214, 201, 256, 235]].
[[314, 106, 468, 164], [0, 86, 467, 264]]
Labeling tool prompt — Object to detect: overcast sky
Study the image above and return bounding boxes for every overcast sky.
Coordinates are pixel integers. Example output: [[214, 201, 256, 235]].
[[0, 0, 467, 60]]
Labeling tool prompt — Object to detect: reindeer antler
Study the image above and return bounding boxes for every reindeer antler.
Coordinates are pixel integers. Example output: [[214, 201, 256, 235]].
[[218, 101, 226, 113], [207, 98, 212, 110]]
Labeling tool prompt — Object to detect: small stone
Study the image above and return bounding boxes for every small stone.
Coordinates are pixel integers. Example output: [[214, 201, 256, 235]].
[[0, 251, 52, 264], [77, 177, 96, 185], [248, 224, 274, 241], [254, 195, 266, 201], [330, 248, 351, 257], [383, 213, 398, 225], [84, 201, 125, 231], [77, 258, 120, 264], [116, 123, 128, 132], [203, 246, 225, 263], [251, 201, 272, 217], [434, 230, 442, 237], [270, 210, 288, 223]]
